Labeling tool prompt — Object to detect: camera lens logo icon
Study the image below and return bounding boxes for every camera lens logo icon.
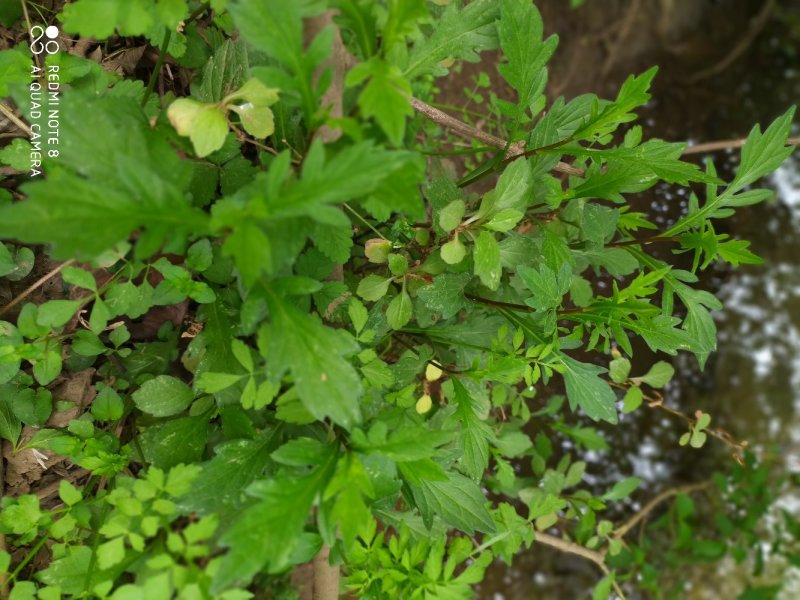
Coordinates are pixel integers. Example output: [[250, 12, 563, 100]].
[[30, 25, 60, 55]]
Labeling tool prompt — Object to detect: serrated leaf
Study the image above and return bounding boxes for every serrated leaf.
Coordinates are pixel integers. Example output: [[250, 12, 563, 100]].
[[417, 272, 472, 319], [178, 429, 282, 515], [403, 0, 499, 79], [213, 445, 336, 591], [560, 355, 618, 424], [346, 57, 413, 145], [409, 471, 496, 534], [0, 96, 206, 260], [263, 293, 362, 428], [497, 0, 557, 119]]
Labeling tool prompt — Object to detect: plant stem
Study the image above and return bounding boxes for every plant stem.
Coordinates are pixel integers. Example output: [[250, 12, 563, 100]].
[[142, 28, 172, 108], [343, 203, 386, 240], [6, 535, 48, 585]]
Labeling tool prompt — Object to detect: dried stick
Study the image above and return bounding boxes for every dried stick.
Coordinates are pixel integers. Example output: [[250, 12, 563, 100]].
[[0, 104, 33, 138], [409, 96, 582, 177], [535, 532, 625, 599], [0, 259, 76, 317], [688, 0, 775, 83], [683, 135, 800, 155]]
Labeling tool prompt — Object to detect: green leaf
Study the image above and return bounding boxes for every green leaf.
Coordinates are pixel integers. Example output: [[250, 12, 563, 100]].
[[403, 0, 499, 79], [731, 107, 795, 192], [609, 357, 631, 383], [346, 57, 413, 145], [474, 231, 502, 290], [36, 300, 81, 329], [351, 421, 454, 462], [441, 235, 467, 264], [622, 386, 643, 413], [168, 99, 229, 157], [263, 293, 362, 428], [602, 476, 640, 501], [0, 389, 21, 445], [178, 429, 282, 515], [92, 387, 124, 422], [483, 208, 524, 232], [138, 416, 208, 469], [213, 445, 337, 590], [572, 67, 658, 141], [452, 378, 493, 480], [409, 471, 496, 534], [60, 0, 157, 38], [439, 200, 466, 232], [11, 387, 52, 427], [634, 360, 674, 388], [417, 272, 472, 319], [59, 480, 83, 506], [357, 274, 392, 301], [517, 263, 571, 311], [197, 372, 244, 393], [0, 138, 31, 171], [0, 96, 206, 260], [386, 290, 413, 329], [560, 356, 618, 424], [132, 375, 195, 417], [497, 0, 557, 119], [61, 266, 97, 292], [490, 158, 532, 213]]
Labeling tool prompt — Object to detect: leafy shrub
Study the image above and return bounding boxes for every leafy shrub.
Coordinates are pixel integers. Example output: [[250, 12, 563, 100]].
[[0, 0, 795, 598]]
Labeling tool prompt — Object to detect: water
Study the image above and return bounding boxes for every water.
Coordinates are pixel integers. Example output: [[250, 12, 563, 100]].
[[477, 2, 800, 598]]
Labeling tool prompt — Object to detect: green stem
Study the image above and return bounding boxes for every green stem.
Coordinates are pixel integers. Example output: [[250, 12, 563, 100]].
[[7, 535, 48, 584], [142, 28, 172, 108], [343, 203, 387, 241]]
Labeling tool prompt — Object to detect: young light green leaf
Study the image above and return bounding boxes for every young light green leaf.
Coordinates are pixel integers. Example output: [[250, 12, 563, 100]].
[[634, 361, 675, 388], [441, 235, 467, 264], [439, 200, 466, 232], [346, 57, 413, 145], [622, 386, 643, 413]]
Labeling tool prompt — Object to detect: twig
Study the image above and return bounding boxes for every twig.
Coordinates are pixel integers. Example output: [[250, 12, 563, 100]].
[[409, 96, 580, 177], [0, 259, 76, 317], [688, 0, 775, 83], [534, 531, 626, 599], [0, 104, 33, 138], [142, 28, 171, 107], [683, 135, 800, 155], [613, 481, 712, 540], [600, 0, 642, 78]]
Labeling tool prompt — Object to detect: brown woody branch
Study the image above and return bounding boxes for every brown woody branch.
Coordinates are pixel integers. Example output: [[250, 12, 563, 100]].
[[613, 481, 713, 540]]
